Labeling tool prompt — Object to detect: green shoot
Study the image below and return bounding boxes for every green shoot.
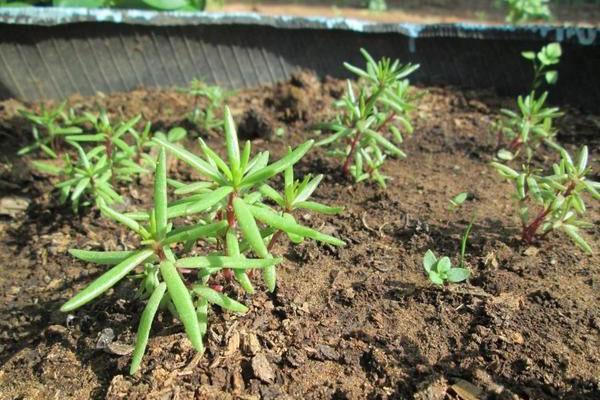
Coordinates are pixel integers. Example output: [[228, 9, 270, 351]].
[[178, 79, 229, 133], [423, 249, 470, 286], [449, 192, 469, 211], [491, 146, 598, 253], [505, 0, 552, 23], [521, 42, 562, 93], [18, 101, 83, 158], [495, 92, 562, 164], [316, 48, 419, 188]]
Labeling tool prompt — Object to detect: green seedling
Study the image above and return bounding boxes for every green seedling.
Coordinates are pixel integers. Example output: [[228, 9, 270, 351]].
[[18, 102, 83, 158], [449, 192, 469, 211], [495, 92, 562, 163], [33, 142, 122, 211], [129, 122, 187, 171], [179, 79, 228, 133], [61, 148, 274, 374], [423, 249, 470, 286], [316, 48, 419, 188], [367, 0, 386, 12], [492, 146, 598, 253], [152, 106, 345, 293], [505, 0, 552, 23], [522, 42, 562, 93], [76, 110, 147, 184]]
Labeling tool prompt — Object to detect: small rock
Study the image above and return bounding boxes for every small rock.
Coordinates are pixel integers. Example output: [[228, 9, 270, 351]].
[[0, 196, 29, 218], [106, 342, 134, 356], [316, 344, 340, 361], [251, 353, 275, 383], [523, 246, 539, 257], [243, 332, 262, 356], [96, 328, 115, 350]]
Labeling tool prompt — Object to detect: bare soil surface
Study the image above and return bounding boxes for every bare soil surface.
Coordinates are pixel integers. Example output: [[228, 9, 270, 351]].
[[0, 72, 598, 399], [216, 1, 600, 26]]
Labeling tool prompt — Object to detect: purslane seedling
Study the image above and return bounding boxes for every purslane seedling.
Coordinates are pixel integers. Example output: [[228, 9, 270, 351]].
[[492, 146, 598, 253], [33, 142, 123, 211], [18, 102, 83, 158], [179, 79, 228, 133], [522, 42, 562, 93], [504, 0, 552, 23], [448, 192, 469, 211], [316, 49, 419, 188], [61, 148, 278, 374], [152, 106, 345, 293], [495, 91, 563, 163]]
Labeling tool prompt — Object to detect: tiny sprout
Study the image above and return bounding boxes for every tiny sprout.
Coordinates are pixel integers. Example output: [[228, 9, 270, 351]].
[[521, 42, 561, 93], [449, 192, 469, 210], [423, 250, 470, 286], [33, 142, 122, 211], [367, 0, 387, 12], [317, 48, 419, 188], [491, 145, 598, 253], [18, 101, 83, 158], [179, 79, 228, 133]]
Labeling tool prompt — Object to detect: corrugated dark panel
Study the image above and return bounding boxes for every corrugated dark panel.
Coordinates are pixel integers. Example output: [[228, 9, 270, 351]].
[[0, 12, 598, 111]]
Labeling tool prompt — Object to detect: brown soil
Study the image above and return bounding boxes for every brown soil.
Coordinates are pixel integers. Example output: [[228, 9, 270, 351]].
[[215, 1, 600, 26], [0, 72, 598, 400]]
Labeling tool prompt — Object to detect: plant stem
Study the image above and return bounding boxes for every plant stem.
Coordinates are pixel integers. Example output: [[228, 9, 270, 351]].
[[521, 181, 576, 243], [267, 230, 284, 252]]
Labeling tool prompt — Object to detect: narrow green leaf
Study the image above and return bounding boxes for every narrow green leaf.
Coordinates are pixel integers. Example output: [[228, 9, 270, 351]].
[[69, 249, 139, 265], [233, 198, 270, 258], [61, 249, 154, 312], [250, 204, 345, 246], [167, 186, 233, 219], [129, 282, 166, 375], [192, 285, 248, 313], [160, 260, 204, 352], [163, 221, 227, 246], [226, 228, 254, 294], [295, 201, 344, 215], [154, 148, 168, 240], [224, 106, 240, 176], [153, 137, 224, 183]]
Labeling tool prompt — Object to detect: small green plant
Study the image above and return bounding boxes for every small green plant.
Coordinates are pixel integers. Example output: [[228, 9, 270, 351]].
[[448, 192, 469, 211], [60, 148, 277, 374], [522, 42, 562, 92], [492, 146, 598, 253], [367, 0, 386, 12], [179, 79, 228, 133], [129, 123, 187, 171], [316, 49, 419, 188], [152, 106, 345, 294], [18, 102, 83, 158], [423, 249, 470, 286], [505, 0, 552, 23], [495, 92, 562, 163], [33, 142, 123, 211]]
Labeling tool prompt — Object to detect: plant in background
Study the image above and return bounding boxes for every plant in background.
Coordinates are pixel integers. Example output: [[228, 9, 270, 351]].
[[61, 148, 279, 374], [495, 91, 563, 163], [492, 146, 598, 253], [367, 0, 386, 12], [129, 122, 187, 171], [522, 42, 562, 93], [76, 110, 147, 184], [152, 106, 345, 294], [33, 142, 123, 211], [1, 0, 206, 11], [179, 79, 228, 133], [316, 49, 419, 188], [504, 0, 552, 23], [18, 102, 83, 158]]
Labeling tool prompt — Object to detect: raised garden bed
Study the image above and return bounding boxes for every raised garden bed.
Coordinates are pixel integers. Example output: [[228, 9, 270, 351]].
[[0, 69, 598, 399]]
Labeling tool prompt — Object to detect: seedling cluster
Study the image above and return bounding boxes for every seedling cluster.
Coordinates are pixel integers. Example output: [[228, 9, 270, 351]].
[[504, 0, 552, 23]]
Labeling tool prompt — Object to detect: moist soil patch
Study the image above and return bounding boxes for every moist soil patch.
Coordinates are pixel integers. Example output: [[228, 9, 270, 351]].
[[0, 72, 598, 399]]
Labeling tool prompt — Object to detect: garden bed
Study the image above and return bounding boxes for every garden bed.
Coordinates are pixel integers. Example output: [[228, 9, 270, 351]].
[[0, 72, 598, 399]]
